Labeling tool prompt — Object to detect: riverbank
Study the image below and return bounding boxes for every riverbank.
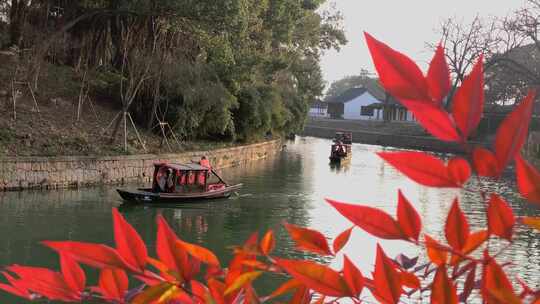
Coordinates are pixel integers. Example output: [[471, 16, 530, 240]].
[[0, 139, 282, 191], [302, 118, 487, 153]]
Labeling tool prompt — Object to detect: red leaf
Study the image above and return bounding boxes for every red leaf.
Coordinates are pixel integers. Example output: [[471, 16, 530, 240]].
[[42, 241, 134, 271], [515, 154, 540, 205], [208, 278, 226, 304], [427, 44, 451, 104], [445, 199, 469, 251], [260, 230, 275, 255], [397, 190, 422, 241], [364, 32, 430, 102], [483, 253, 520, 304], [326, 199, 405, 240], [333, 226, 353, 254], [97, 268, 128, 302], [176, 240, 220, 267], [472, 148, 499, 177], [265, 279, 302, 300], [425, 235, 448, 266], [494, 90, 536, 173], [113, 208, 147, 272], [6, 265, 78, 301], [60, 254, 85, 294], [342, 255, 364, 296], [431, 266, 458, 304], [399, 271, 420, 290], [460, 264, 476, 302], [283, 222, 333, 256], [452, 55, 484, 140], [397, 100, 461, 142], [275, 258, 349, 297], [447, 157, 472, 187], [0, 272, 31, 299], [378, 152, 466, 187], [156, 214, 189, 281], [487, 194, 515, 241], [450, 230, 488, 265], [373, 244, 402, 304]]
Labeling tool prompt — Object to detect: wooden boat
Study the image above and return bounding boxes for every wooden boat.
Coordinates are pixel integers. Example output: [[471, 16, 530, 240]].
[[117, 162, 242, 204], [329, 132, 352, 164]]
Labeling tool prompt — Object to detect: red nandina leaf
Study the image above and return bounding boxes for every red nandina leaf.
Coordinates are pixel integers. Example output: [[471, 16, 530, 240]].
[[494, 90, 536, 173], [290, 286, 310, 304], [427, 44, 451, 104], [265, 279, 302, 300], [398, 100, 461, 142], [472, 148, 499, 177], [450, 230, 488, 265], [0, 272, 31, 299], [399, 271, 420, 290], [364, 32, 430, 102], [445, 199, 469, 251], [275, 258, 349, 297], [487, 194, 515, 241], [377, 152, 464, 187], [260, 230, 275, 255], [176, 240, 220, 267], [112, 208, 147, 272], [42, 241, 134, 271], [431, 266, 458, 304], [283, 223, 333, 256], [397, 190, 422, 241], [447, 157, 472, 186], [343, 255, 364, 296], [515, 154, 540, 205], [191, 280, 210, 302], [207, 278, 226, 304], [326, 199, 405, 240], [452, 55, 484, 140], [60, 254, 85, 294], [521, 217, 540, 231], [132, 282, 179, 304], [373, 244, 402, 304], [483, 253, 521, 304], [333, 226, 353, 254], [6, 265, 78, 301], [156, 214, 189, 281], [98, 268, 128, 302], [425, 235, 448, 266], [460, 264, 476, 302], [224, 271, 262, 295]]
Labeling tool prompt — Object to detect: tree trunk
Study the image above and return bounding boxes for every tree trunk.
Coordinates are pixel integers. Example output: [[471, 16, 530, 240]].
[[9, 0, 27, 47]]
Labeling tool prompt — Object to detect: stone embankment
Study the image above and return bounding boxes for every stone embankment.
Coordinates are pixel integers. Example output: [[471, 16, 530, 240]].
[[302, 118, 486, 153], [0, 140, 282, 191]]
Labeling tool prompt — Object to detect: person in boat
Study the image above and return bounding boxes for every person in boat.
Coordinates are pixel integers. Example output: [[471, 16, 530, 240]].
[[165, 168, 175, 192], [199, 156, 211, 168], [198, 156, 211, 190]]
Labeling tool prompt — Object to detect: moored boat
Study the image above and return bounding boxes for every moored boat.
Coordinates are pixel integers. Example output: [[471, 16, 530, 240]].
[[117, 162, 242, 204]]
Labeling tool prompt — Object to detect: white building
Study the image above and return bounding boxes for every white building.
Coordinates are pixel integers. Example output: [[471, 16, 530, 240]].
[[327, 87, 414, 121]]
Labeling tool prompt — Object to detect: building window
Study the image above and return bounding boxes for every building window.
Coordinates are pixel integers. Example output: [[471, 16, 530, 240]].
[[360, 106, 374, 116]]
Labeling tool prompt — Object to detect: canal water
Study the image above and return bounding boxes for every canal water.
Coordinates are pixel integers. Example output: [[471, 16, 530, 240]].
[[0, 136, 539, 303]]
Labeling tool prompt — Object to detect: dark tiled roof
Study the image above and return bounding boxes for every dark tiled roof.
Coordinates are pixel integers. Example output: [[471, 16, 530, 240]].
[[326, 87, 368, 104]]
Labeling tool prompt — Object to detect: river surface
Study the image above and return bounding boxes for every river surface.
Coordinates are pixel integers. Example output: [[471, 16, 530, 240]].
[[1, 136, 539, 303]]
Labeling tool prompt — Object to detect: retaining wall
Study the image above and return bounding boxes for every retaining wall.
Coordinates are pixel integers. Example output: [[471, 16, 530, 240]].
[[0, 140, 282, 191]]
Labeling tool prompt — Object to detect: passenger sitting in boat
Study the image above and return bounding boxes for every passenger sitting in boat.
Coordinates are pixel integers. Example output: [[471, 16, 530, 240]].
[[165, 169, 175, 192], [199, 156, 211, 169]]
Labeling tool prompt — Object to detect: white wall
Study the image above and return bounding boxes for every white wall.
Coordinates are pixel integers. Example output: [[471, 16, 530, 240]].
[[343, 92, 381, 120]]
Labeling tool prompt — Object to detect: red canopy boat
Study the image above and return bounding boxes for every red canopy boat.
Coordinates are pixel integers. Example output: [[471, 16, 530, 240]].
[[117, 162, 242, 203]]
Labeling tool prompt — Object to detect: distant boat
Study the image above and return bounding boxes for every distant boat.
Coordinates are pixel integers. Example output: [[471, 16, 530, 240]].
[[329, 131, 352, 164], [117, 162, 242, 204]]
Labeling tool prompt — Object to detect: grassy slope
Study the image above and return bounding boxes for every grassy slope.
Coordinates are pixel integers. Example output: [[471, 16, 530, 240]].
[[0, 53, 234, 157]]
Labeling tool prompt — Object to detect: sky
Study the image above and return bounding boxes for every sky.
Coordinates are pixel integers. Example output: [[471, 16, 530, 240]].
[[320, 0, 527, 87]]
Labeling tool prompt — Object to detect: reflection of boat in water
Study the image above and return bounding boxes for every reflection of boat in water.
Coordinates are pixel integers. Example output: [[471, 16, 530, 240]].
[[329, 132, 352, 164], [329, 161, 350, 173], [117, 162, 242, 204]]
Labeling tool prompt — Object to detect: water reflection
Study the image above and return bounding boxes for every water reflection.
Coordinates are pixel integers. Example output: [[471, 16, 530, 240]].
[[0, 136, 539, 302]]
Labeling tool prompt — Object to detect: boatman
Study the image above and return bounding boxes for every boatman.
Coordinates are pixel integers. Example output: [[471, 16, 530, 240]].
[[199, 156, 211, 187]]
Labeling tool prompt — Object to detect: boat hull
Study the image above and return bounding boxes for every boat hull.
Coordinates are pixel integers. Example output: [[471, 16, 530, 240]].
[[117, 184, 243, 204]]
